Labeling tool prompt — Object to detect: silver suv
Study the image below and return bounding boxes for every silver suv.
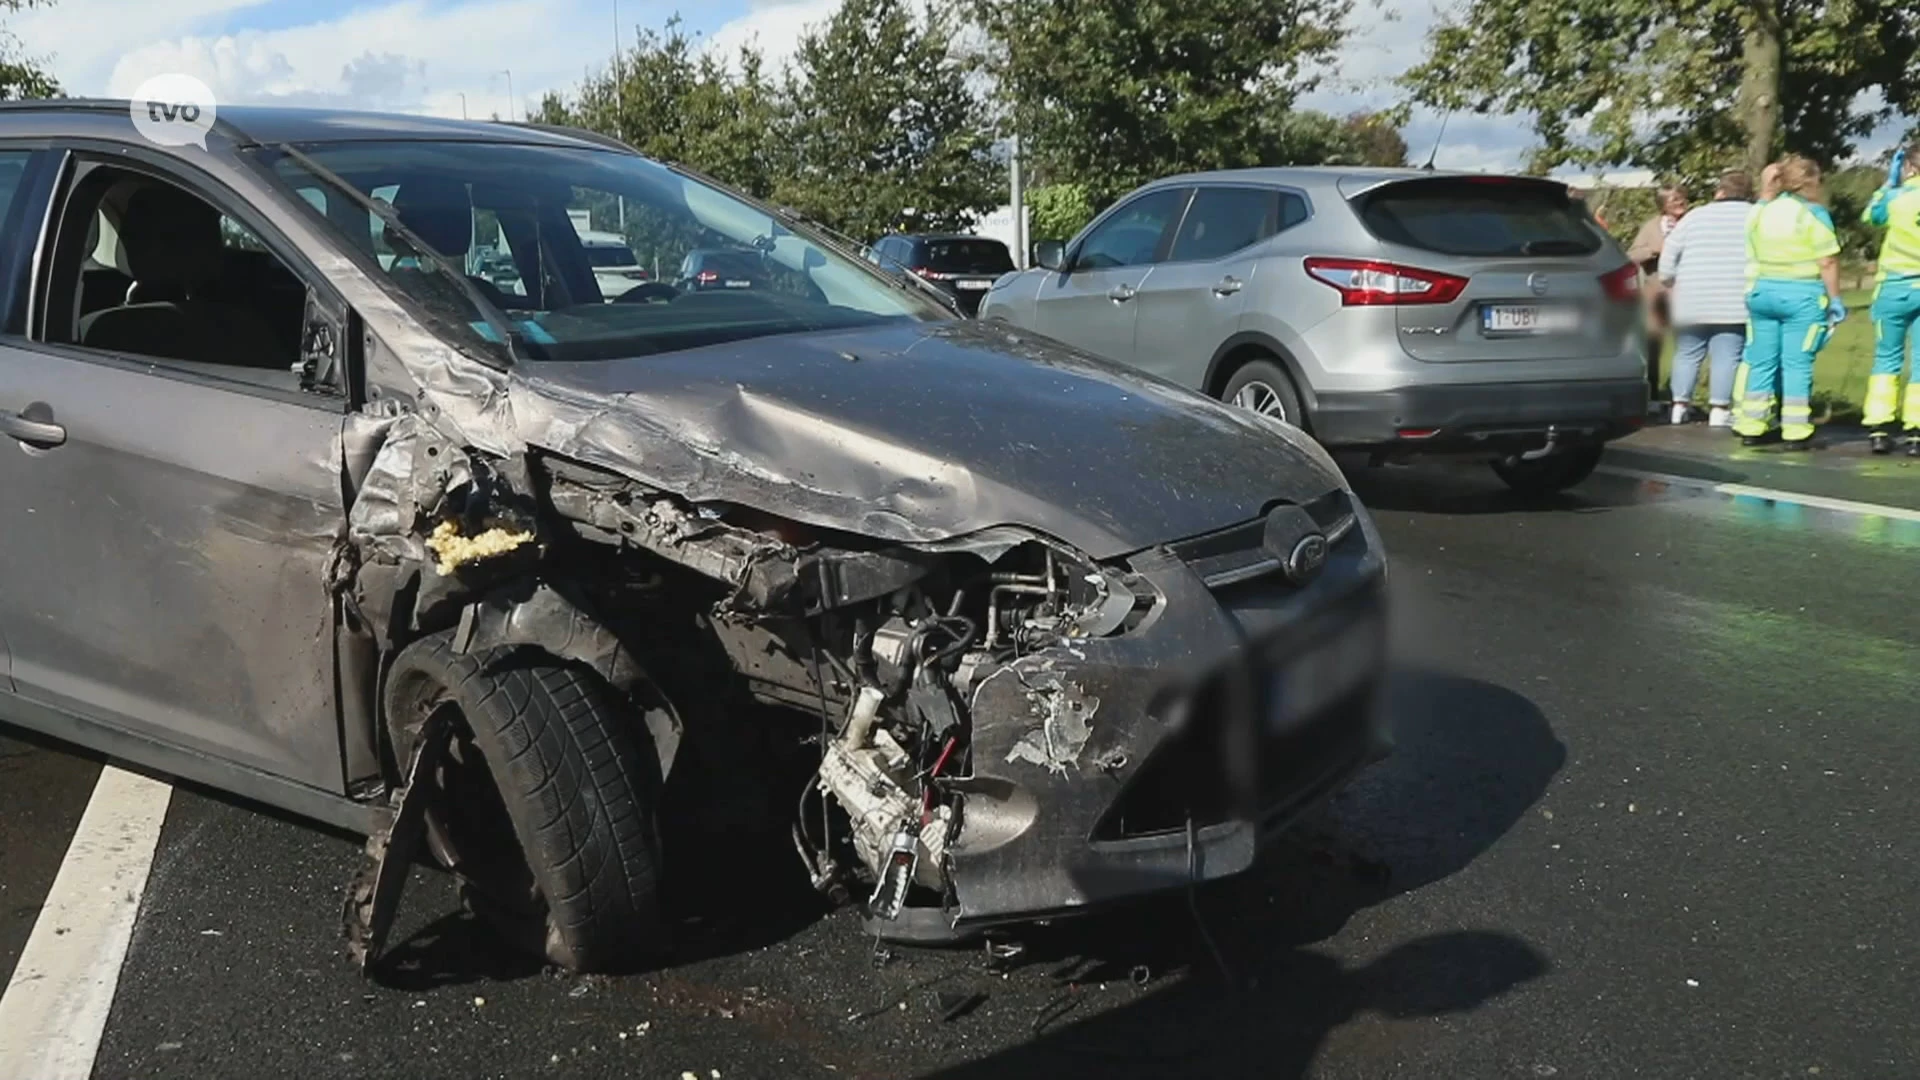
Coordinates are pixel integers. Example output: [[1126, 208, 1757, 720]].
[[980, 168, 1649, 494]]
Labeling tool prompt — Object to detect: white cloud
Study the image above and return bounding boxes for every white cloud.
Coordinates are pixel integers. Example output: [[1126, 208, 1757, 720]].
[[702, 0, 852, 74], [19, 0, 675, 120]]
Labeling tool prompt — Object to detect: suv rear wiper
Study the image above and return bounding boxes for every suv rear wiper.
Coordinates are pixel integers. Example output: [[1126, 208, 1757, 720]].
[[276, 143, 532, 365], [1521, 239, 1594, 256]]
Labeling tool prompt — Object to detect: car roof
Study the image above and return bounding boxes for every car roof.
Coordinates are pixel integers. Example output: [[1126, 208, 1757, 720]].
[[892, 233, 1001, 243], [0, 99, 612, 152], [1138, 165, 1534, 194]]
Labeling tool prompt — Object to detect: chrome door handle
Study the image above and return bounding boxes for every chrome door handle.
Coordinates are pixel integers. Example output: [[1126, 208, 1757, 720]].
[[1213, 276, 1244, 296], [1, 404, 65, 449], [1107, 284, 1138, 303]]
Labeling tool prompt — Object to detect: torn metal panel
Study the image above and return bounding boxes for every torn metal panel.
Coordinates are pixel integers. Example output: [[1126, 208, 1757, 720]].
[[345, 701, 454, 973], [543, 462, 934, 613], [997, 658, 1101, 774]]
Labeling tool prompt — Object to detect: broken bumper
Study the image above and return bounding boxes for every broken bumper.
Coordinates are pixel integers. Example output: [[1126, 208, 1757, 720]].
[[943, 498, 1390, 928]]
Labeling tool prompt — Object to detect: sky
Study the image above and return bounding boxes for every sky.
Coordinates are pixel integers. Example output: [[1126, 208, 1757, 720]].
[[7, 0, 1900, 183]]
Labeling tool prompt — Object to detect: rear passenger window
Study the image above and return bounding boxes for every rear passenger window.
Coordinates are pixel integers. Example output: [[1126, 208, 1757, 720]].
[[1170, 187, 1280, 262]]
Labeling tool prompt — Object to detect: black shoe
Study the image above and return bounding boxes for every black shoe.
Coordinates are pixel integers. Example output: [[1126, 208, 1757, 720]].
[[1740, 430, 1780, 447], [1907, 436, 1920, 458], [1871, 431, 1895, 455], [1781, 438, 1814, 453]]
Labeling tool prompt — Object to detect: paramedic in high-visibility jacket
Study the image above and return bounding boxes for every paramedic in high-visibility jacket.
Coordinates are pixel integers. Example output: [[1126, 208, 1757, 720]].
[[1861, 144, 1920, 455], [1737, 155, 1846, 449]]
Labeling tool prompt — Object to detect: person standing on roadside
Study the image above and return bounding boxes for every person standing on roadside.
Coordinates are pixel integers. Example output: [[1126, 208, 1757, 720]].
[[1658, 171, 1755, 427], [1629, 187, 1691, 408], [1736, 155, 1845, 449], [1859, 144, 1920, 455]]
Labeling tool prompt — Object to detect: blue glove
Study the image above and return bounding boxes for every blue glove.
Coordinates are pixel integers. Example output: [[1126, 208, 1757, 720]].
[[1828, 297, 1847, 325], [1890, 149, 1907, 188]]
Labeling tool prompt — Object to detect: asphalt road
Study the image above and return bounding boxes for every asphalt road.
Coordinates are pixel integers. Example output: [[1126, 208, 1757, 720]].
[[4, 460, 1916, 1080]]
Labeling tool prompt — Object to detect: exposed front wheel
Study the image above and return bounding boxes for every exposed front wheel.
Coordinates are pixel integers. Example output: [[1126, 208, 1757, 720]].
[[1490, 444, 1605, 496], [1221, 359, 1307, 429], [384, 632, 669, 972]]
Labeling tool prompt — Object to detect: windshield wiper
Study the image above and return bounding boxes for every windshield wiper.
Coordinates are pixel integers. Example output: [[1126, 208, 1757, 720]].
[[275, 143, 532, 365]]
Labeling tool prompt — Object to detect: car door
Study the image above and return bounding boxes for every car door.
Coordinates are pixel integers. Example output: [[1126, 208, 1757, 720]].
[[1029, 186, 1192, 365], [0, 145, 53, 693], [0, 147, 350, 793], [1130, 185, 1309, 388]]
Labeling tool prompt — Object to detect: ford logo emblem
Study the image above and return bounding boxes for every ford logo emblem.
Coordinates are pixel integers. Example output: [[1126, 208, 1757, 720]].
[[1285, 534, 1329, 584], [1527, 273, 1549, 296]]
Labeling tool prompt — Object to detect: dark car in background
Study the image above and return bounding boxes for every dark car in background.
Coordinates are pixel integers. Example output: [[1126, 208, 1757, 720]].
[[675, 246, 769, 292], [869, 233, 1016, 315]]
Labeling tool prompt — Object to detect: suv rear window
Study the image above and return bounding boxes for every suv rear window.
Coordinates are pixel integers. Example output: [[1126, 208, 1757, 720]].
[[1355, 179, 1602, 258], [923, 239, 1014, 274]]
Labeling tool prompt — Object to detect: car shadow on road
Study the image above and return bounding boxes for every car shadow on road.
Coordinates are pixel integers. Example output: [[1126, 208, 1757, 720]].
[[1340, 458, 1635, 516], [916, 667, 1563, 1079]]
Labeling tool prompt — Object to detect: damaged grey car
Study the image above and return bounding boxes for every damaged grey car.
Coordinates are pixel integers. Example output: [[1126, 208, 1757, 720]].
[[0, 103, 1389, 972]]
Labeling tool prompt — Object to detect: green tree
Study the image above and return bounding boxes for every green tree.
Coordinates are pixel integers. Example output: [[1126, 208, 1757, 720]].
[[969, 0, 1352, 206], [534, 19, 788, 199], [776, 0, 1002, 241], [1827, 164, 1889, 273], [1402, 0, 1920, 184], [1341, 110, 1408, 167], [2, 0, 60, 100], [1027, 182, 1095, 241]]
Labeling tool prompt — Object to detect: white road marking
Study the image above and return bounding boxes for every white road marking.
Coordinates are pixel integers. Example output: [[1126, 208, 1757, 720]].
[[1599, 465, 1920, 524], [0, 766, 172, 1080]]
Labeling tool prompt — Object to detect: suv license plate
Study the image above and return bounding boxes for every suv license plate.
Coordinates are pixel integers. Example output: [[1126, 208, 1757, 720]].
[[1483, 304, 1580, 333], [955, 279, 991, 291]]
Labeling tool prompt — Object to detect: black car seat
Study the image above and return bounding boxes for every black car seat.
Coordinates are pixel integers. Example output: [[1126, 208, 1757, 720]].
[[383, 177, 518, 311], [77, 185, 290, 369]]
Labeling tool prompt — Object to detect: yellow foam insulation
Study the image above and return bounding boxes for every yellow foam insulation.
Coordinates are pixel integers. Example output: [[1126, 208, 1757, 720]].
[[425, 519, 535, 576]]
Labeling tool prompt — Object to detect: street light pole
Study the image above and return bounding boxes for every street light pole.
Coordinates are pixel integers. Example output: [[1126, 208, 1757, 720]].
[[1009, 132, 1026, 268], [495, 69, 515, 122], [456, 91, 468, 120]]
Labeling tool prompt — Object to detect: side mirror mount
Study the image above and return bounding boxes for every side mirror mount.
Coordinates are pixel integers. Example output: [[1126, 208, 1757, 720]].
[[1032, 239, 1067, 272]]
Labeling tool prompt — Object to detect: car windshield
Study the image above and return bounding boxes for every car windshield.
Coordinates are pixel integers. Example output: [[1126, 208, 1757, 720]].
[[1355, 178, 1603, 258], [583, 245, 638, 268], [924, 238, 1014, 274], [256, 140, 947, 364]]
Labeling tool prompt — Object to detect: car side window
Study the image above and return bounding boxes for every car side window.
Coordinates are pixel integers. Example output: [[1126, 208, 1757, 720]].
[[1168, 187, 1285, 262], [42, 164, 315, 394], [1074, 189, 1190, 271], [0, 151, 30, 221]]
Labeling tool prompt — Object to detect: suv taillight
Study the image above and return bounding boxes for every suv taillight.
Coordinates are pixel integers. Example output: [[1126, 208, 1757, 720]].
[[1599, 262, 1640, 302], [696, 270, 719, 284], [1304, 257, 1468, 306]]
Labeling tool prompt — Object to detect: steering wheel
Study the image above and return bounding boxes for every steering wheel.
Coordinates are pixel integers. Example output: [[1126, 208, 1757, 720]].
[[614, 282, 680, 304]]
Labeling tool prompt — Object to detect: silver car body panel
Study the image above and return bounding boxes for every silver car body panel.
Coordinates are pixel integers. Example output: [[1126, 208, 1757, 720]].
[[981, 166, 1645, 442]]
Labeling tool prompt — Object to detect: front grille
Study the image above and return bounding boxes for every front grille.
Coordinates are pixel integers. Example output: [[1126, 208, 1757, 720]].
[[1166, 490, 1358, 591]]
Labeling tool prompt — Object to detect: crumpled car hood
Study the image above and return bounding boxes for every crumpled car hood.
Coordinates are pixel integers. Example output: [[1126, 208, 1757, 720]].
[[505, 320, 1341, 559]]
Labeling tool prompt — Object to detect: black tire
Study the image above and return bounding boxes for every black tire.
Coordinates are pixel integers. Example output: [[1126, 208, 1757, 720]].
[[1491, 444, 1605, 496], [1221, 358, 1309, 430], [384, 632, 668, 972]]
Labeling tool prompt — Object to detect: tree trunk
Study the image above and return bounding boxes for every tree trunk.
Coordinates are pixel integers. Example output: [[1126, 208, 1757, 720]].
[[1738, 2, 1781, 178]]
